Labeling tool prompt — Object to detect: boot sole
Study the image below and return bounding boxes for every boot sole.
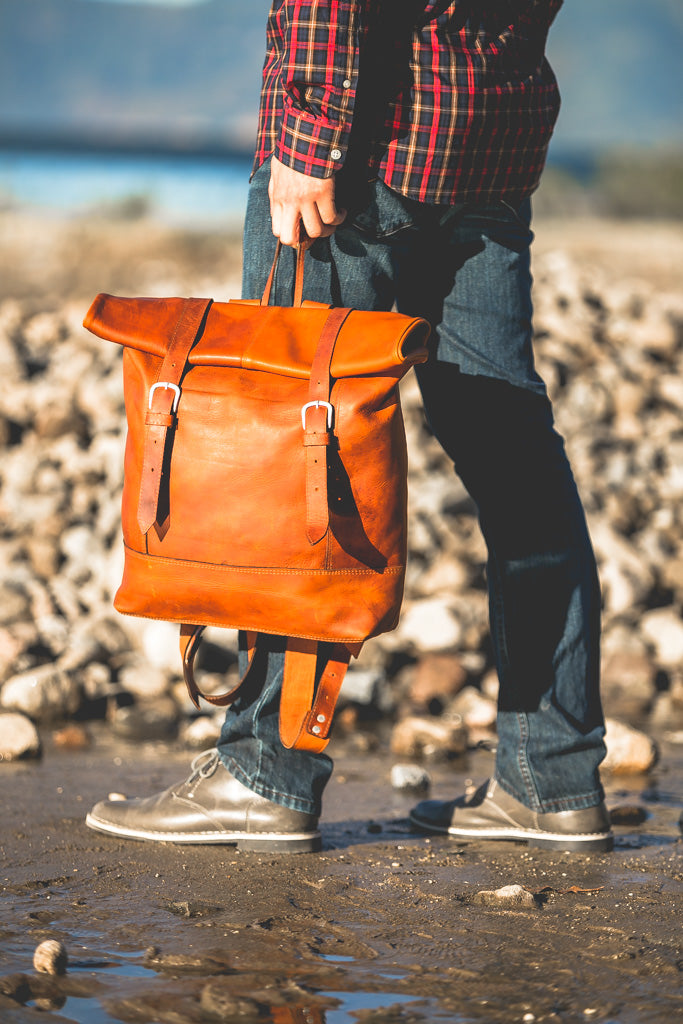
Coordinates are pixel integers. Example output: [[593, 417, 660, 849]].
[[85, 812, 322, 853], [410, 814, 613, 852]]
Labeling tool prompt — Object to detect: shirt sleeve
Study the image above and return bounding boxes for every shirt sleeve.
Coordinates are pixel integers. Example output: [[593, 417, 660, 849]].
[[275, 1, 365, 178]]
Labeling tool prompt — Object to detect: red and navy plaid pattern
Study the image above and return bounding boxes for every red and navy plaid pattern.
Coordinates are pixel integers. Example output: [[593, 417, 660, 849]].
[[254, 0, 564, 205]]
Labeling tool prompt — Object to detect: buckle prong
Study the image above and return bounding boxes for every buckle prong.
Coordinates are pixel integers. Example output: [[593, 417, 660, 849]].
[[149, 381, 181, 413], [301, 400, 334, 430]]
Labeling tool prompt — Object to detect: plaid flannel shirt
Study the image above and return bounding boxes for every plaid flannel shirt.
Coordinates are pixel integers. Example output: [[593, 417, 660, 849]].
[[254, 0, 563, 205]]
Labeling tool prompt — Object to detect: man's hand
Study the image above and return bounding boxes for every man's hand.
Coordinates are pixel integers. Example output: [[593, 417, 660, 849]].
[[269, 156, 346, 247]]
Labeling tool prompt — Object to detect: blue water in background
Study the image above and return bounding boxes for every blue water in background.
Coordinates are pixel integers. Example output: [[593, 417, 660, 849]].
[[0, 149, 254, 227]]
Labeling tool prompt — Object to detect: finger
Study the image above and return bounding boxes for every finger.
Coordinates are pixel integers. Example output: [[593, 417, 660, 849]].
[[317, 195, 347, 227], [279, 206, 305, 247], [300, 202, 326, 241]]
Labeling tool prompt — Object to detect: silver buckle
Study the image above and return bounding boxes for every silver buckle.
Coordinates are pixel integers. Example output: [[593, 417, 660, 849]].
[[301, 400, 334, 430], [149, 381, 181, 413]]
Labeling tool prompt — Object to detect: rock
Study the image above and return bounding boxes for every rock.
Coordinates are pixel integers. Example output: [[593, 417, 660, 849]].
[[180, 715, 222, 750], [641, 608, 683, 669], [141, 620, 183, 673], [33, 940, 68, 976], [390, 763, 431, 792], [609, 804, 648, 826], [52, 723, 90, 750], [109, 699, 179, 741], [118, 660, 171, 700], [448, 685, 497, 730], [0, 665, 80, 720], [601, 650, 656, 720], [0, 579, 31, 625], [0, 712, 41, 761], [602, 718, 658, 775], [200, 982, 262, 1019], [339, 668, 383, 706], [390, 715, 468, 761], [409, 653, 467, 706], [398, 599, 463, 652], [473, 884, 540, 909]]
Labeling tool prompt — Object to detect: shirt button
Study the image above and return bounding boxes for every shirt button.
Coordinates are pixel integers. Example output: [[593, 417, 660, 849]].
[[330, 148, 342, 161], [342, 79, 351, 89]]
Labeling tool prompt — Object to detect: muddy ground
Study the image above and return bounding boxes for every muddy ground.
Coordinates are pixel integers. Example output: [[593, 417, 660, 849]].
[[1, 729, 681, 1024]]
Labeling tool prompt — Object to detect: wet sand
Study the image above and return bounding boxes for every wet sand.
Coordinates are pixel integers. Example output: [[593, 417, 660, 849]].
[[1, 729, 681, 1024]]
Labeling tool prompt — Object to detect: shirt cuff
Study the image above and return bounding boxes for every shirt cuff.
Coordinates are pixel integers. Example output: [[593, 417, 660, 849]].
[[275, 101, 352, 178]]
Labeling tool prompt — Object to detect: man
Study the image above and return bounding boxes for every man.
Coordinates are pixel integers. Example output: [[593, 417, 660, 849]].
[[87, 0, 613, 853]]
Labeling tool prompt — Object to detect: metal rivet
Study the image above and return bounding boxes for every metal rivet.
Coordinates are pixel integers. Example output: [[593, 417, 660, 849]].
[[312, 725, 321, 735], [317, 714, 326, 723]]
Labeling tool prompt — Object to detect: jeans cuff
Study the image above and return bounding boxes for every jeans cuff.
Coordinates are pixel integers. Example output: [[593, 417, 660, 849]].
[[494, 774, 606, 814], [216, 748, 321, 817]]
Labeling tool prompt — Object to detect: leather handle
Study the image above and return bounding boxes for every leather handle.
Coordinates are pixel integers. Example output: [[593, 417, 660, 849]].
[[180, 625, 258, 709], [261, 241, 306, 308]]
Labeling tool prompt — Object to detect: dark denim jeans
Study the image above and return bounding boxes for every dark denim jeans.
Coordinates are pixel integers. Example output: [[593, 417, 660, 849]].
[[217, 158, 607, 816]]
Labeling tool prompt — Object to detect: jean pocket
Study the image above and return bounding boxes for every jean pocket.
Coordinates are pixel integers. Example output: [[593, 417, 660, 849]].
[[349, 179, 421, 239]]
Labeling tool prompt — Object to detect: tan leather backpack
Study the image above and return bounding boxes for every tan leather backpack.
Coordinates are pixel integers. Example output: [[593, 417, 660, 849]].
[[84, 245, 430, 751]]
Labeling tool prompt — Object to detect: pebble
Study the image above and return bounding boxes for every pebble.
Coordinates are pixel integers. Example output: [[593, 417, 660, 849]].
[[33, 940, 68, 976], [109, 700, 179, 742], [390, 763, 432, 792], [602, 718, 659, 774], [609, 804, 648, 826], [472, 884, 540, 909], [52, 723, 90, 750], [390, 715, 468, 761], [0, 712, 41, 761], [0, 664, 80, 721]]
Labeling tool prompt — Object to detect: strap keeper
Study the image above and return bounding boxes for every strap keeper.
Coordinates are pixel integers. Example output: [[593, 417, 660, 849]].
[[145, 410, 176, 428], [302, 431, 331, 447]]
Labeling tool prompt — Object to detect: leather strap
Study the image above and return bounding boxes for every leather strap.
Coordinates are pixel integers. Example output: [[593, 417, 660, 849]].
[[180, 625, 258, 709], [261, 242, 305, 308], [137, 297, 212, 535], [303, 306, 352, 545], [279, 638, 359, 752]]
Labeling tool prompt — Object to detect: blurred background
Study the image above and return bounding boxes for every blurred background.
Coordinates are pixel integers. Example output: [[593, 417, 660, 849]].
[[0, 1, 682, 768], [0, 0, 682, 225]]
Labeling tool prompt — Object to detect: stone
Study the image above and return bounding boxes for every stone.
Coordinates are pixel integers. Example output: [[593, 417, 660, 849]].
[[602, 718, 658, 775], [448, 685, 497, 730], [390, 715, 468, 761], [33, 940, 68, 976], [0, 664, 80, 720], [52, 723, 90, 750], [118, 660, 171, 700], [390, 763, 431, 792], [601, 650, 656, 720], [109, 699, 179, 742], [0, 712, 41, 761], [398, 599, 463, 652], [409, 653, 467, 707], [609, 805, 648, 826], [180, 716, 222, 750], [472, 884, 540, 909], [339, 668, 383, 706], [641, 608, 683, 669]]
